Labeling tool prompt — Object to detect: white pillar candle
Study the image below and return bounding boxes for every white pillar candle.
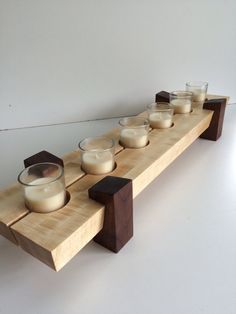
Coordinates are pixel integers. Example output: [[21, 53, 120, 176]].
[[120, 128, 148, 148], [82, 151, 114, 175], [25, 178, 66, 213], [171, 99, 191, 114], [149, 112, 172, 129]]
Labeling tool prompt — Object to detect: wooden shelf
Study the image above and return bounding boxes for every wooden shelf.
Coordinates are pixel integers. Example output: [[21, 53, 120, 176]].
[[0, 95, 229, 271]]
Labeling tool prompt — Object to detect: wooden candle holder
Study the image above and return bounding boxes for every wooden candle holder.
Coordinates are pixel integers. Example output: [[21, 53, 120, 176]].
[[0, 94, 229, 271]]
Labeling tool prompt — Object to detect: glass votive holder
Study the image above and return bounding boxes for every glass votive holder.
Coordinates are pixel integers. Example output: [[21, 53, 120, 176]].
[[170, 91, 193, 114], [147, 102, 174, 129], [79, 136, 115, 175], [119, 117, 149, 148], [186, 81, 208, 108], [18, 162, 66, 213]]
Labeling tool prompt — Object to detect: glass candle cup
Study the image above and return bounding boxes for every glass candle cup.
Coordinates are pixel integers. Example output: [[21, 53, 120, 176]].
[[186, 81, 208, 108], [147, 102, 174, 129], [119, 117, 149, 148], [79, 137, 115, 175], [170, 91, 193, 114], [18, 162, 66, 213]]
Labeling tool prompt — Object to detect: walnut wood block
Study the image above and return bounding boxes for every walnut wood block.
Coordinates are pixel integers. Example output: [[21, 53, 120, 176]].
[[155, 91, 170, 103], [89, 176, 133, 253], [24, 150, 64, 169], [200, 98, 227, 141], [10, 107, 214, 271]]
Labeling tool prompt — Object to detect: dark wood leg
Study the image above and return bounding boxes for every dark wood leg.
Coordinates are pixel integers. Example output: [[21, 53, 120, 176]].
[[200, 98, 227, 141], [155, 91, 170, 103], [88, 176, 133, 253], [24, 150, 64, 168]]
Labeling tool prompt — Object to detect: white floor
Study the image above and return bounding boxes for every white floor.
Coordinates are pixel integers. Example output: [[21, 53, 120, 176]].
[[0, 106, 236, 314]]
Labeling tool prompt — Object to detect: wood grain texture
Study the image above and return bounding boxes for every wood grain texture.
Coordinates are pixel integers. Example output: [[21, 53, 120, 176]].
[[0, 129, 123, 244], [89, 176, 133, 253], [12, 189, 105, 271], [0, 184, 27, 244], [10, 107, 214, 271], [0, 221, 18, 244]]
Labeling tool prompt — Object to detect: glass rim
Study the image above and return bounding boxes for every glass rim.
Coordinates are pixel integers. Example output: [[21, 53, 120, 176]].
[[170, 91, 193, 98], [18, 162, 64, 187], [186, 81, 208, 88], [78, 136, 115, 152], [119, 116, 149, 128], [147, 102, 173, 112]]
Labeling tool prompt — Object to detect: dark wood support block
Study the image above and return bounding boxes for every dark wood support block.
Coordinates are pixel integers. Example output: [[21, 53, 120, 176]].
[[155, 91, 170, 103], [200, 98, 227, 141], [24, 150, 64, 176], [88, 176, 133, 253], [24, 150, 64, 168]]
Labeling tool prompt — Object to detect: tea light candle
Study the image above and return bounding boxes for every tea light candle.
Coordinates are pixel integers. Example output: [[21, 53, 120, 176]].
[[120, 128, 148, 148], [186, 81, 208, 108], [82, 151, 114, 175], [18, 162, 66, 213], [147, 102, 174, 129], [149, 112, 172, 129], [25, 178, 66, 213], [119, 117, 149, 149], [79, 137, 115, 175], [171, 99, 191, 114]]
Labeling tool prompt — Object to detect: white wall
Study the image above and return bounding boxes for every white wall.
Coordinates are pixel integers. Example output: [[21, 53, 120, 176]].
[[1, 0, 236, 129]]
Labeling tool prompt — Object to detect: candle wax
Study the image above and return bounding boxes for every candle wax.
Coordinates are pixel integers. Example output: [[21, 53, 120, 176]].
[[191, 90, 206, 108], [82, 151, 114, 175], [25, 178, 66, 213], [120, 128, 148, 148], [193, 91, 206, 102], [149, 112, 172, 129], [171, 99, 191, 114]]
